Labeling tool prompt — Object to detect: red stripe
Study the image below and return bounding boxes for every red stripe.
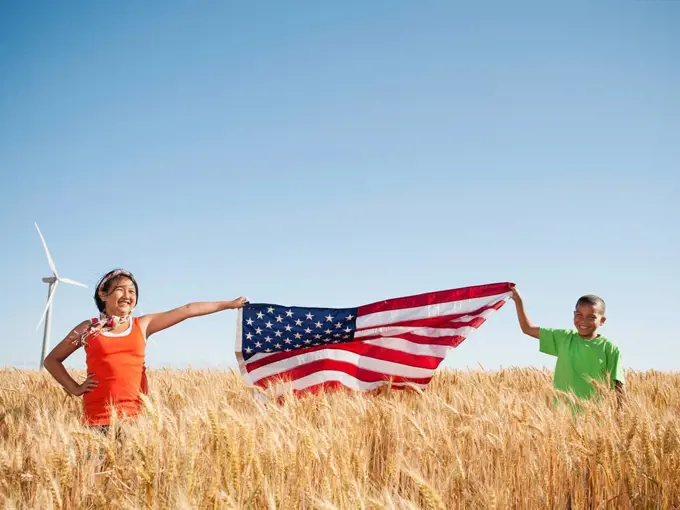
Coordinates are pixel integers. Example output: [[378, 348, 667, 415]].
[[356, 332, 467, 346], [254, 358, 435, 387], [356, 300, 507, 332], [245, 341, 446, 372], [357, 282, 512, 316], [362, 332, 472, 348]]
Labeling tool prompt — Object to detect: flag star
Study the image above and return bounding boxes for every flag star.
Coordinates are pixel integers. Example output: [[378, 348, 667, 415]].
[[305, 312, 314, 320], [256, 312, 264, 320], [274, 343, 282, 349], [265, 348, 272, 353], [335, 322, 342, 329], [246, 333, 253, 340], [333, 333, 341, 338], [295, 319, 303, 326], [285, 348, 291, 352], [254, 341, 262, 348], [333, 340, 340, 343], [344, 327, 352, 333], [267, 307, 275, 313], [294, 332, 302, 339], [343, 334, 350, 339], [294, 344, 301, 348], [313, 342, 321, 346], [284, 325, 293, 332], [314, 334, 322, 340], [265, 336, 272, 343], [305, 327, 312, 334], [346, 314, 354, 320], [276, 315, 283, 323], [315, 321, 323, 328], [255, 327, 263, 335], [245, 347, 253, 353], [325, 314, 333, 322], [304, 339, 312, 344], [323, 338, 331, 342], [286, 309, 294, 317], [284, 338, 292, 344], [265, 321, 273, 328], [246, 318, 254, 326], [274, 330, 283, 338], [324, 329, 332, 335]]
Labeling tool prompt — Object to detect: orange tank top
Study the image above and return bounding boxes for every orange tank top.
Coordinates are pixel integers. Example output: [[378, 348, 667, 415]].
[[82, 317, 148, 426]]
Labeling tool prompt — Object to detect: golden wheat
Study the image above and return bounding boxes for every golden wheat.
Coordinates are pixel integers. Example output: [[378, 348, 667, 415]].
[[1, 367, 679, 509]]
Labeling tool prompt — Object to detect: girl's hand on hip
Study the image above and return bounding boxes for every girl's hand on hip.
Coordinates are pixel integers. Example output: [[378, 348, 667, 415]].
[[73, 373, 98, 396]]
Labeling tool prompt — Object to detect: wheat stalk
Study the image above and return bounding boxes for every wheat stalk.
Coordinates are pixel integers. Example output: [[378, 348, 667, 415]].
[[1, 368, 680, 508]]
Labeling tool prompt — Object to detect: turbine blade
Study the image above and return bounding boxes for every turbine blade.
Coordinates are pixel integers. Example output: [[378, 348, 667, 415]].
[[36, 281, 59, 331], [59, 277, 88, 288], [34, 222, 58, 277]]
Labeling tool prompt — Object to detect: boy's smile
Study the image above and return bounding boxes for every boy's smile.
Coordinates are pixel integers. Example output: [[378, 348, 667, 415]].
[[573, 303, 606, 340]]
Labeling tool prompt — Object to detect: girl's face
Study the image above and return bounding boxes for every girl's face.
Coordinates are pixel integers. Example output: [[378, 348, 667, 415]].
[[99, 276, 137, 316]]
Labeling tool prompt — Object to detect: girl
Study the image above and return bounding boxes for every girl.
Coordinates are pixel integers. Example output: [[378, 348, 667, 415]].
[[44, 269, 247, 429]]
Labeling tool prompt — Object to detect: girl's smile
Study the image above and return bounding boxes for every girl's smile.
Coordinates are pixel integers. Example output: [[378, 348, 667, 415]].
[[100, 277, 137, 316]]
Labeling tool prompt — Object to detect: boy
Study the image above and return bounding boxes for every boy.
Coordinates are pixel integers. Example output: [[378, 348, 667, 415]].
[[509, 285, 624, 406]]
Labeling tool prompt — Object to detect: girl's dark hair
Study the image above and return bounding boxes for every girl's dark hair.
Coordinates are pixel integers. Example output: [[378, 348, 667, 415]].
[[94, 269, 139, 313]]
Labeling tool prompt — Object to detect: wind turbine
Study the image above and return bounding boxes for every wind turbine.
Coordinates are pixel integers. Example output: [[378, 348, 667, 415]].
[[34, 222, 88, 369]]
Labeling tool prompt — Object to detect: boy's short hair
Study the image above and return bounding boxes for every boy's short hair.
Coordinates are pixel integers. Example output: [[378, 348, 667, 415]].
[[575, 294, 606, 315]]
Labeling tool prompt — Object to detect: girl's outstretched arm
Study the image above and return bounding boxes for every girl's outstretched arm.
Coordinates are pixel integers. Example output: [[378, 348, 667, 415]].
[[139, 297, 248, 338]]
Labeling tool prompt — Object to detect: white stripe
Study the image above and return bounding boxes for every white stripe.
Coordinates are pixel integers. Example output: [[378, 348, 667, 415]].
[[355, 306, 501, 339], [362, 338, 451, 358], [356, 293, 510, 329], [245, 347, 436, 383], [269, 371, 429, 394], [243, 333, 453, 365], [356, 324, 476, 339]]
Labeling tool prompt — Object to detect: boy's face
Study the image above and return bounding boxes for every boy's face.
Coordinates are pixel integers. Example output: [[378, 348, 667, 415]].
[[573, 303, 606, 339]]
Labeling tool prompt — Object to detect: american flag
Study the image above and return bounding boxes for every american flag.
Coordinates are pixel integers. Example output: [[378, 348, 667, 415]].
[[235, 282, 513, 396]]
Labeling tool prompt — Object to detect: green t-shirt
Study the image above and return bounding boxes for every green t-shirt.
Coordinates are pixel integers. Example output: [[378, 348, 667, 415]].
[[539, 328, 624, 400]]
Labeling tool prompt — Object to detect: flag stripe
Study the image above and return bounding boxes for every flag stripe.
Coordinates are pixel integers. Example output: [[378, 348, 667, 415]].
[[356, 292, 510, 329], [354, 299, 506, 333], [245, 341, 445, 374], [357, 282, 512, 316], [361, 338, 452, 358], [242, 314, 486, 364], [244, 327, 469, 368], [255, 361, 435, 389], [354, 303, 504, 340], [248, 345, 441, 381]]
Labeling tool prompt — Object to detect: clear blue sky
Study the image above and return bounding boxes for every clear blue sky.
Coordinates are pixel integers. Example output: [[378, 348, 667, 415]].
[[1, 1, 678, 373]]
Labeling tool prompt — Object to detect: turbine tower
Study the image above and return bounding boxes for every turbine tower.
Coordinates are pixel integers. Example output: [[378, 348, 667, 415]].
[[34, 223, 88, 369]]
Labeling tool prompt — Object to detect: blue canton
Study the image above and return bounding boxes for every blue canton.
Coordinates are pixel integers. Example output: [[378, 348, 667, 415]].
[[240, 304, 359, 361]]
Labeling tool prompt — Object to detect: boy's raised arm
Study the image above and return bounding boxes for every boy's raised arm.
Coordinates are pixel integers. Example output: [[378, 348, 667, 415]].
[[509, 286, 540, 339]]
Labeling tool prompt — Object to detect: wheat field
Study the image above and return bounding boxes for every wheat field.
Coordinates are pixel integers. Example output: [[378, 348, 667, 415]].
[[1, 368, 679, 509]]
